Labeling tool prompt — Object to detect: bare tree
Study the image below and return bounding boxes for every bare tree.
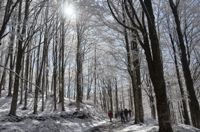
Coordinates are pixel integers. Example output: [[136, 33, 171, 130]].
[[0, 0, 20, 40], [75, 4, 92, 111], [9, 0, 30, 116], [169, 0, 200, 128], [107, 0, 173, 131], [114, 78, 119, 113]]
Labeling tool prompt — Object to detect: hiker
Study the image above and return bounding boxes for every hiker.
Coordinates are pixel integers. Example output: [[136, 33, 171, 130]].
[[108, 110, 113, 122], [124, 108, 129, 122], [120, 110, 125, 123]]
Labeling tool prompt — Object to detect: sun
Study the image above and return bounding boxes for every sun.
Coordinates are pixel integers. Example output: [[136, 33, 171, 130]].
[[63, 3, 76, 19]]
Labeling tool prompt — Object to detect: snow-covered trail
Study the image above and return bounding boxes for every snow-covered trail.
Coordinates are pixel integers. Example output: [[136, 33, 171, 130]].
[[85, 120, 129, 132], [85, 119, 200, 132], [0, 116, 200, 132], [0, 93, 199, 132], [85, 119, 158, 132]]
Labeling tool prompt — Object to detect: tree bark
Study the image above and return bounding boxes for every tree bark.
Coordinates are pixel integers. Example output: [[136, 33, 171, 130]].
[[7, 16, 15, 97], [131, 30, 144, 123], [141, 1, 173, 131], [122, 3, 142, 123], [115, 78, 119, 113], [76, 25, 83, 111], [169, 0, 200, 128], [23, 45, 30, 110], [60, 16, 65, 111], [19, 56, 24, 105], [0, 0, 20, 40], [169, 33, 190, 125], [0, 54, 9, 97], [33, 31, 42, 114], [67, 64, 71, 99], [94, 44, 97, 105], [107, 79, 113, 113], [9, 0, 29, 116], [53, 39, 57, 111]]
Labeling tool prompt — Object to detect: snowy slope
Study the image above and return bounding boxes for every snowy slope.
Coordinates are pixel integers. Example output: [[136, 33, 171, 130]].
[[0, 90, 107, 132], [0, 90, 200, 132]]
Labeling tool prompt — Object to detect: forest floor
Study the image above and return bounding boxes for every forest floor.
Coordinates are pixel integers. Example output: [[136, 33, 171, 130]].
[[85, 119, 200, 132], [0, 91, 200, 132], [85, 119, 158, 132]]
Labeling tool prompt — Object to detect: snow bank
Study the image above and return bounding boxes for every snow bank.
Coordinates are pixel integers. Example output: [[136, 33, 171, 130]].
[[0, 93, 107, 132]]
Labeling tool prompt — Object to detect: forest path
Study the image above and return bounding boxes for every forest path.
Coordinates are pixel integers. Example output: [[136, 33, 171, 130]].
[[85, 119, 200, 132], [84, 119, 157, 132], [84, 120, 124, 132]]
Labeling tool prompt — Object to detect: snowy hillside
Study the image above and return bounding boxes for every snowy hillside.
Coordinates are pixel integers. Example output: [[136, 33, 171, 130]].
[[0, 91, 199, 132], [0, 90, 106, 132]]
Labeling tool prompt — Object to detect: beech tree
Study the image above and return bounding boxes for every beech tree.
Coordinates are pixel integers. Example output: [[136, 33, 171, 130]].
[[9, 0, 30, 116], [0, 0, 20, 41], [169, 0, 200, 128], [107, 0, 173, 131]]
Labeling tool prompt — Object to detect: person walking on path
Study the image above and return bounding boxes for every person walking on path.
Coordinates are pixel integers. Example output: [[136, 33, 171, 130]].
[[108, 110, 113, 122], [120, 110, 125, 123], [124, 108, 129, 122]]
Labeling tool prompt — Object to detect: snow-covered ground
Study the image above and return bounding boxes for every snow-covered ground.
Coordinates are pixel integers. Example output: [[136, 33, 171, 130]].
[[85, 119, 200, 132], [0, 91, 199, 132], [0, 90, 107, 132]]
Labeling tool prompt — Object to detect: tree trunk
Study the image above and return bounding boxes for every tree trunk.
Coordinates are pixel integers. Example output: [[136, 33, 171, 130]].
[[0, 54, 9, 97], [102, 87, 107, 112], [129, 80, 133, 112], [60, 17, 65, 111], [41, 0, 49, 112], [7, 14, 16, 97], [169, 0, 200, 128], [67, 64, 71, 99], [9, 42, 23, 116], [33, 31, 42, 114], [23, 45, 30, 110], [123, 25, 140, 123], [122, 5, 142, 123], [45, 60, 49, 99], [115, 78, 119, 113], [9, 0, 29, 116], [28, 51, 35, 93], [76, 28, 83, 111], [150, 96, 156, 120], [53, 41, 57, 110], [33, 37, 48, 114], [131, 30, 144, 123], [41, 65, 45, 111], [33, 0, 49, 114], [52, 13, 59, 111], [150, 84, 156, 120], [86, 61, 93, 100], [94, 44, 97, 105], [0, 0, 20, 40], [121, 84, 125, 109], [169, 33, 190, 125], [19, 56, 24, 105], [141, 1, 173, 131], [108, 80, 113, 112]]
